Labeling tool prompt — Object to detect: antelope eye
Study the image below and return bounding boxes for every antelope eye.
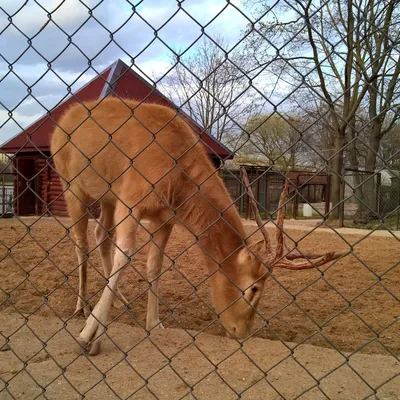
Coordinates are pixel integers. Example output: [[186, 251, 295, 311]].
[[251, 286, 258, 293]]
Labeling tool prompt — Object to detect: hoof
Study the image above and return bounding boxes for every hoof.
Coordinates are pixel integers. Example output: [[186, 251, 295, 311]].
[[76, 336, 88, 354], [88, 339, 102, 356], [74, 304, 92, 319], [76, 316, 105, 356], [147, 321, 165, 331], [76, 332, 102, 356]]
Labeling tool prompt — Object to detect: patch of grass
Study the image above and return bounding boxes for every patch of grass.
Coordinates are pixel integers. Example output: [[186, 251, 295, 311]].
[[345, 215, 400, 230], [284, 210, 304, 219], [241, 210, 304, 220]]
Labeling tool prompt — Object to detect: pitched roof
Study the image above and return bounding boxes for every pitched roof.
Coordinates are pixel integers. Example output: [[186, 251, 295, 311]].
[[1, 59, 232, 160]]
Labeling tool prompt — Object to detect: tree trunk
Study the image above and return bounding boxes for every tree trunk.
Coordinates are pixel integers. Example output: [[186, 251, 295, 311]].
[[347, 119, 363, 219], [363, 122, 382, 218], [329, 129, 345, 220], [365, 123, 381, 171]]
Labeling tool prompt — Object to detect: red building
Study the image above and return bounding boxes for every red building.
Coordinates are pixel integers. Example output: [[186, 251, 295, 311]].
[[1, 59, 232, 217]]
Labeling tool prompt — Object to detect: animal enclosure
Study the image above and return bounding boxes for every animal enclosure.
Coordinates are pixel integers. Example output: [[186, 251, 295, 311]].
[[1, 216, 399, 398], [1, 0, 400, 399], [222, 166, 330, 220], [1, 217, 399, 353]]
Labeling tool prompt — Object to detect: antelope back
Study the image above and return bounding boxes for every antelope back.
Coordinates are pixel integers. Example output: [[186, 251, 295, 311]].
[[50, 98, 215, 211]]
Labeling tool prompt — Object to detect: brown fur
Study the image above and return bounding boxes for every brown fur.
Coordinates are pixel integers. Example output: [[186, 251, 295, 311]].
[[51, 98, 266, 355]]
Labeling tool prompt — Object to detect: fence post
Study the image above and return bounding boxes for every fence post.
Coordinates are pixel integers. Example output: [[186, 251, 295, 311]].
[[293, 175, 299, 219], [376, 172, 382, 217], [256, 173, 261, 218], [339, 171, 345, 228], [244, 169, 250, 220], [1, 176, 4, 216], [397, 179, 400, 231], [325, 174, 331, 217]]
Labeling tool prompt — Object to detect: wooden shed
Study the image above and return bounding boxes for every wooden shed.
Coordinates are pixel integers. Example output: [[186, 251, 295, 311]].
[[1, 59, 232, 217], [221, 166, 330, 218]]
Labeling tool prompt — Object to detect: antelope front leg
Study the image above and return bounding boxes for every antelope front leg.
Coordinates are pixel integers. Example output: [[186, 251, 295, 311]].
[[146, 221, 173, 331], [77, 271, 119, 356], [69, 201, 91, 319], [78, 208, 139, 355], [97, 234, 130, 310], [95, 206, 130, 310], [74, 262, 91, 318]]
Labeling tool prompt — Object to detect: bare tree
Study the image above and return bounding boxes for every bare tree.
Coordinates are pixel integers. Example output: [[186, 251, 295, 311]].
[[377, 122, 400, 169], [241, 113, 308, 170], [161, 36, 261, 145], [244, 0, 400, 219]]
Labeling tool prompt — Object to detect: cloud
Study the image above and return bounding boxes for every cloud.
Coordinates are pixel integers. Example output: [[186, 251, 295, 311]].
[[0, 108, 43, 144], [1, 0, 94, 35], [0, 0, 252, 145]]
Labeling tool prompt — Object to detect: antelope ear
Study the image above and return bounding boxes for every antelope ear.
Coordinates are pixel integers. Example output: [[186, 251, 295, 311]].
[[238, 239, 266, 264]]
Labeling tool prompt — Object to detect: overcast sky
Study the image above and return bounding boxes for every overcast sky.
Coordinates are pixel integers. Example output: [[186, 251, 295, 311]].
[[0, 0, 254, 144]]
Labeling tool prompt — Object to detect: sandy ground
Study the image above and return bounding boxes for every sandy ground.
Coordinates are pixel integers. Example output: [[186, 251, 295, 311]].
[[1, 312, 399, 400], [0, 216, 399, 398]]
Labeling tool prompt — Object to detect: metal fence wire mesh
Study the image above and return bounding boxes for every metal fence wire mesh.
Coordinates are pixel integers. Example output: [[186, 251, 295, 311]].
[[343, 168, 400, 230], [0, 0, 400, 399]]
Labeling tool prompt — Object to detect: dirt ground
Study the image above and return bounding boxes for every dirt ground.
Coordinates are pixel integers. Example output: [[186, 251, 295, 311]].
[[0, 216, 399, 358], [1, 216, 400, 398], [1, 312, 400, 400]]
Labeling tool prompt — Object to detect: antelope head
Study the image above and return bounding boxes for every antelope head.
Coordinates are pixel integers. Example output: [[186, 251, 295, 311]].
[[215, 167, 346, 340]]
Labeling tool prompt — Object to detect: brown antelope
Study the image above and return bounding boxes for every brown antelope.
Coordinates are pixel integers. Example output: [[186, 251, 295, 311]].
[[50, 97, 345, 355]]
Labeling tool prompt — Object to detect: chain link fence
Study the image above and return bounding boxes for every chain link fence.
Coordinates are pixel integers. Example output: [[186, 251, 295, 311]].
[[343, 168, 400, 230], [222, 166, 330, 220], [1, 0, 400, 399], [0, 172, 15, 217]]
